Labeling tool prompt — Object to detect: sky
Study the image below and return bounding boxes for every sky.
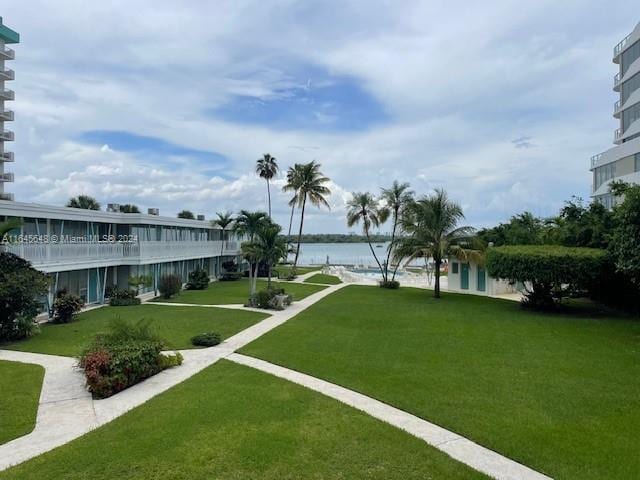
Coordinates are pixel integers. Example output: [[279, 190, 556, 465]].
[[2, 0, 637, 233]]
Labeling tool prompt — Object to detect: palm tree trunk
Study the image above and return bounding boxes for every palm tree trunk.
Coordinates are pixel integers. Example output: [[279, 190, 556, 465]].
[[292, 195, 306, 274], [365, 223, 386, 281], [434, 257, 441, 298], [386, 212, 398, 281], [267, 264, 272, 289], [267, 179, 272, 218], [218, 229, 224, 278]]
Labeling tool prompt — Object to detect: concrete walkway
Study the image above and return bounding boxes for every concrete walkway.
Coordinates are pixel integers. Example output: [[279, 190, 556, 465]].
[[0, 282, 347, 472], [229, 353, 551, 480]]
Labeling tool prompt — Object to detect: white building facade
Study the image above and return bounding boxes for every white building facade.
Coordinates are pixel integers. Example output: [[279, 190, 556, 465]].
[[591, 22, 640, 207], [0, 17, 18, 201], [0, 201, 241, 311]]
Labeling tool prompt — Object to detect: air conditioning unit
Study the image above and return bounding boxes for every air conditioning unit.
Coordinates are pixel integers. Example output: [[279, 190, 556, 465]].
[[148, 208, 159, 216], [197, 214, 205, 221], [107, 203, 120, 212]]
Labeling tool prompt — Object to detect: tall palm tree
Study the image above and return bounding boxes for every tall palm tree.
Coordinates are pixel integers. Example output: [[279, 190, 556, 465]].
[[256, 154, 279, 218], [380, 181, 413, 281], [66, 195, 100, 210], [212, 212, 235, 278], [282, 164, 304, 243], [250, 223, 288, 289], [346, 192, 389, 281], [291, 161, 331, 273], [233, 210, 268, 295], [395, 189, 480, 298]]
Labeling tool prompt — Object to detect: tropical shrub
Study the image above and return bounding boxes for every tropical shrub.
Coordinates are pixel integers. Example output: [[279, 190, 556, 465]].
[[190, 332, 222, 347], [158, 274, 182, 299], [486, 245, 608, 309], [256, 289, 273, 309], [379, 280, 400, 289], [609, 185, 640, 286], [109, 287, 141, 306], [0, 252, 48, 341], [186, 268, 209, 290], [251, 288, 291, 310], [79, 318, 177, 398], [52, 293, 84, 324], [157, 352, 184, 369]]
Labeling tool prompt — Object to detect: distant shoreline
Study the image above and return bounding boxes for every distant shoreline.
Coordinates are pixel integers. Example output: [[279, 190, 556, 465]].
[[281, 234, 391, 244]]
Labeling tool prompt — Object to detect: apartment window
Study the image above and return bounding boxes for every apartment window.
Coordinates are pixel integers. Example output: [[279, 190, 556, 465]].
[[596, 193, 615, 210], [593, 162, 616, 190], [451, 262, 459, 274], [622, 72, 640, 104], [621, 39, 640, 76], [622, 102, 640, 132]]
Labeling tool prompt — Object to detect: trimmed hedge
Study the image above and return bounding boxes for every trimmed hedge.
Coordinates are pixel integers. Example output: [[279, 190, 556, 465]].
[[191, 332, 221, 347], [486, 245, 608, 309], [109, 287, 141, 306]]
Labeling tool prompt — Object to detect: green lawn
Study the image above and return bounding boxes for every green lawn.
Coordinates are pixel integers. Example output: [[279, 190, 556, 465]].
[[2, 305, 267, 357], [156, 278, 326, 305], [274, 264, 321, 277], [0, 360, 44, 445], [304, 273, 342, 285], [241, 285, 640, 480], [0, 360, 487, 480]]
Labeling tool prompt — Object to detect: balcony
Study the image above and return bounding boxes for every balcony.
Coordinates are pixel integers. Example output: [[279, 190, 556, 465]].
[[614, 127, 623, 144], [0, 172, 14, 182], [614, 71, 622, 91], [0, 89, 14, 101], [0, 130, 14, 141], [0, 151, 14, 162], [0, 69, 14, 81], [0, 192, 13, 201], [0, 110, 14, 121], [590, 152, 604, 169], [1, 240, 242, 270], [0, 47, 14, 60], [614, 34, 631, 62], [614, 99, 622, 117]]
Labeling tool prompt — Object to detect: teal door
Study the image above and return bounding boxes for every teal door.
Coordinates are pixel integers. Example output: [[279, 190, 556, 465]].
[[477, 267, 486, 292], [461, 263, 470, 290]]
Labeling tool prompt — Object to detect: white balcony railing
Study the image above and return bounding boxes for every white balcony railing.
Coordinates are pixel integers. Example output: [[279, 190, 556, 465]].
[[614, 99, 621, 115], [0, 89, 14, 101], [0, 151, 14, 162], [614, 34, 631, 57], [0, 69, 15, 81], [2, 240, 242, 268], [0, 130, 14, 141], [0, 110, 14, 121], [0, 47, 14, 60], [0, 172, 14, 182], [0, 192, 14, 201], [614, 71, 622, 88], [590, 152, 604, 168], [614, 127, 623, 142]]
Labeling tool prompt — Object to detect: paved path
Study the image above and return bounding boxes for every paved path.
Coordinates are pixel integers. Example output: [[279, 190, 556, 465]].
[[229, 353, 551, 480]]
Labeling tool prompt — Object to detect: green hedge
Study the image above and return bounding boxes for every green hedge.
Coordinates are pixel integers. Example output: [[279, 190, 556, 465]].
[[486, 245, 608, 309]]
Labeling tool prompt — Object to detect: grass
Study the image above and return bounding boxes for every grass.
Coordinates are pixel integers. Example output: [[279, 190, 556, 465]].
[[304, 273, 342, 285], [156, 278, 326, 305], [2, 305, 267, 357], [274, 264, 320, 277], [0, 360, 488, 480], [241, 285, 640, 480], [0, 360, 44, 445]]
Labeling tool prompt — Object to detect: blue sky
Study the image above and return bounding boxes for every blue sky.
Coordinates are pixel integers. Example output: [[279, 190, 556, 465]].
[[4, 0, 638, 232]]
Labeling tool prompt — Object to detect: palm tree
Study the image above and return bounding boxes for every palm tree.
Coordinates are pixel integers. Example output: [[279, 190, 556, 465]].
[[380, 181, 413, 281], [119, 204, 140, 213], [233, 210, 269, 296], [256, 154, 279, 218], [66, 195, 100, 210], [394, 189, 480, 298], [291, 161, 331, 273], [282, 164, 304, 243], [346, 192, 389, 281], [212, 212, 234, 277], [250, 223, 288, 289]]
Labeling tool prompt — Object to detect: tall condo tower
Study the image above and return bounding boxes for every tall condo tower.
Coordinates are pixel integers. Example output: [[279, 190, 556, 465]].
[[590, 22, 640, 208], [0, 17, 18, 201]]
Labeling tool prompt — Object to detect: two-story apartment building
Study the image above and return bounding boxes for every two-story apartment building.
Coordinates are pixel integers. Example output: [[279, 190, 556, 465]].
[[0, 200, 241, 312], [591, 22, 640, 207]]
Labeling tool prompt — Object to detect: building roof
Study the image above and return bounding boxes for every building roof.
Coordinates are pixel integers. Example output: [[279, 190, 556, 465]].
[[0, 200, 221, 229], [0, 17, 19, 44]]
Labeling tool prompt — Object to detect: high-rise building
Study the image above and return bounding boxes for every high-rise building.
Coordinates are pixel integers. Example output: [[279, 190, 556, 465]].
[[591, 22, 640, 208], [0, 17, 18, 201]]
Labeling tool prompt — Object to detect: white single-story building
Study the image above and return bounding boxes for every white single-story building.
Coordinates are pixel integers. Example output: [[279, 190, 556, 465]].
[[447, 258, 517, 297]]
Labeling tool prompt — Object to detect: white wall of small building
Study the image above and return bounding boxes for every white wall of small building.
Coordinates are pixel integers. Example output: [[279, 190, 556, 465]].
[[447, 259, 516, 296]]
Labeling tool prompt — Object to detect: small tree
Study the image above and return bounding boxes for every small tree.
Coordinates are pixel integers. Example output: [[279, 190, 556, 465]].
[[486, 245, 608, 309], [52, 293, 84, 323], [610, 184, 640, 286], [0, 252, 48, 341], [186, 268, 210, 290], [158, 274, 182, 299], [66, 195, 100, 210], [177, 210, 195, 219]]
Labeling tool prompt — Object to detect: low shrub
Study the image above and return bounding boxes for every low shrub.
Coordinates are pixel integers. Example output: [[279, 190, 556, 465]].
[[252, 288, 292, 310], [52, 293, 84, 323], [186, 268, 210, 290], [190, 332, 222, 347], [79, 318, 178, 399], [379, 280, 400, 289], [158, 274, 182, 299], [256, 290, 273, 309], [109, 287, 141, 306]]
